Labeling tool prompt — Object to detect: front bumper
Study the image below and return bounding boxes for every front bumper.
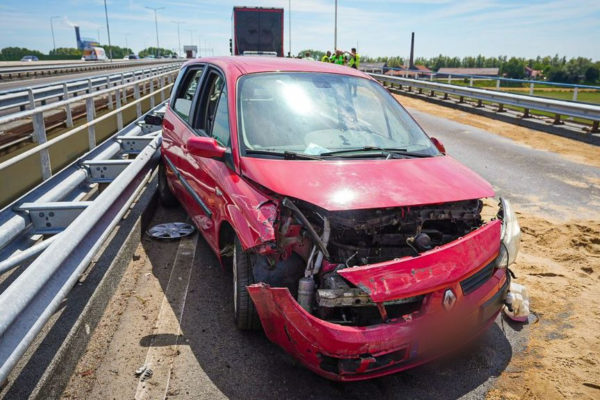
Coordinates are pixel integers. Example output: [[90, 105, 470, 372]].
[[247, 220, 509, 381]]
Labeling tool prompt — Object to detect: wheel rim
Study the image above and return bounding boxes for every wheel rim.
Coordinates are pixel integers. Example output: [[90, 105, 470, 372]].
[[233, 245, 238, 314]]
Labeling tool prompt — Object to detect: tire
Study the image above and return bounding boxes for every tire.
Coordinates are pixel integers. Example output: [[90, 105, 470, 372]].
[[233, 237, 261, 330], [158, 162, 179, 207]]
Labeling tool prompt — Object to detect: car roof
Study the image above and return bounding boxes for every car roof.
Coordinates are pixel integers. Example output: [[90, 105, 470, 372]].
[[182, 56, 369, 79]]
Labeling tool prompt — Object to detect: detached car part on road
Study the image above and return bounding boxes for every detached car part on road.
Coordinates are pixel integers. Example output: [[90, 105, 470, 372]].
[[156, 56, 521, 380]]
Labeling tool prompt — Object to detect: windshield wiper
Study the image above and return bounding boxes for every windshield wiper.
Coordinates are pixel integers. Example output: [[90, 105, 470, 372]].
[[320, 146, 431, 158], [244, 149, 322, 160]]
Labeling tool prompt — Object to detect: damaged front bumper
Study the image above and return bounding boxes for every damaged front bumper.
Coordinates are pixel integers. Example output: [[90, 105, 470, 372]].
[[247, 220, 509, 381]]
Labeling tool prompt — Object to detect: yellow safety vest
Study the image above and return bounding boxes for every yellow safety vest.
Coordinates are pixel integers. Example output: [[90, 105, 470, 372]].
[[349, 53, 360, 69], [321, 55, 330, 62]]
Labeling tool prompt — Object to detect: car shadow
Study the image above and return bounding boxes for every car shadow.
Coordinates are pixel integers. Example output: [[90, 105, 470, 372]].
[[142, 205, 515, 400]]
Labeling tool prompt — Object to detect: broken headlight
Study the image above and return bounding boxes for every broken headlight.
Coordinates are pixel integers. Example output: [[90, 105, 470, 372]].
[[495, 198, 521, 268]]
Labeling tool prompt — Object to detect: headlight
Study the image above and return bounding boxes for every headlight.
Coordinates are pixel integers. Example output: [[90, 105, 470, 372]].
[[495, 198, 521, 268]]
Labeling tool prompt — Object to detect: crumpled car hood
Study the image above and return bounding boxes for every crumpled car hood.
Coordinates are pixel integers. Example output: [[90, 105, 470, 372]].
[[240, 156, 494, 211]]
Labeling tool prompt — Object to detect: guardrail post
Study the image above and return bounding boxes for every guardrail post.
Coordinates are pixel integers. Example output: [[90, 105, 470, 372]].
[[429, 74, 433, 82], [469, 77, 474, 87], [115, 88, 123, 130], [553, 114, 562, 125], [529, 83, 534, 95], [573, 87, 578, 102], [86, 97, 96, 150], [429, 90, 435, 97], [458, 96, 464, 103], [497, 104, 505, 112], [32, 111, 52, 180], [87, 79, 92, 94], [27, 88, 35, 110], [106, 77, 113, 110], [134, 83, 142, 118], [496, 79, 501, 89], [522, 108, 530, 118], [63, 83, 74, 128], [121, 73, 126, 104], [149, 78, 155, 108], [477, 99, 483, 107], [448, 75, 452, 84], [443, 93, 449, 100], [591, 121, 599, 133], [160, 76, 165, 102]]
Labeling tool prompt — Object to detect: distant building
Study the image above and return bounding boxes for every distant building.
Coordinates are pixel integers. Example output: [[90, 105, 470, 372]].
[[359, 62, 386, 74], [436, 67, 499, 77], [525, 66, 543, 79]]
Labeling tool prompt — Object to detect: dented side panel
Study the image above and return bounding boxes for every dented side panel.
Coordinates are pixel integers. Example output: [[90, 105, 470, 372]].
[[338, 220, 501, 302]]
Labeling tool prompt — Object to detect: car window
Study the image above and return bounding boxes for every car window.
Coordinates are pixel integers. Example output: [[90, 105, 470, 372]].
[[172, 68, 204, 122], [237, 72, 437, 156], [196, 72, 230, 147]]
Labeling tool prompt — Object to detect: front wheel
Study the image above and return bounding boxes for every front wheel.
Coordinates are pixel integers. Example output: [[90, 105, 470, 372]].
[[233, 237, 261, 330]]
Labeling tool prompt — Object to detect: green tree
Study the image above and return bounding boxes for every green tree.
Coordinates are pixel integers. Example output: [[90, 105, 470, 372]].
[[139, 47, 175, 58], [585, 65, 600, 83], [501, 57, 526, 79], [0, 47, 44, 61]]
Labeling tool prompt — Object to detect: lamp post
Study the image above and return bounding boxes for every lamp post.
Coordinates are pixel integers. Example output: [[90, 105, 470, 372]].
[[334, 0, 338, 51], [145, 6, 165, 57], [103, 0, 113, 61], [172, 21, 183, 57], [50, 16, 60, 54], [288, 0, 292, 57]]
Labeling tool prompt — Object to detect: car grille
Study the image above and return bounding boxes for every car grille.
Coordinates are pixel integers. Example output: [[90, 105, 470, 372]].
[[460, 261, 495, 295]]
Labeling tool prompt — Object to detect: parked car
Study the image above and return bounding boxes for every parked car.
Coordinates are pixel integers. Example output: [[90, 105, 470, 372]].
[[155, 57, 521, 381], [20, 55, 39, 62], [127, 54, 140, 60]]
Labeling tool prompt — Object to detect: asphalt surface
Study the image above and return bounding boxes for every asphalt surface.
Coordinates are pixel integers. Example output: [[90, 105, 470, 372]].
[[409, 108, 600, 220], [59, 109, 600, 399]]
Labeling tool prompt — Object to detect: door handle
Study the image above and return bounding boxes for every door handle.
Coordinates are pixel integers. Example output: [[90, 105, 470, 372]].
[[163, 120, 174, 130]]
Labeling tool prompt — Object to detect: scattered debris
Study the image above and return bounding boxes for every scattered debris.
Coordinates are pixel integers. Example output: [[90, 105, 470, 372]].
[[147, 222, 195, 240], [134, 364, 153, 381], [503, 282, 530, 322], [80, 369, 94, 377]]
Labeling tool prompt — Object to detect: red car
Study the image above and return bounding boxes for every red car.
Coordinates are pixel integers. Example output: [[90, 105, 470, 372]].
[[157, 57, 521, 381]]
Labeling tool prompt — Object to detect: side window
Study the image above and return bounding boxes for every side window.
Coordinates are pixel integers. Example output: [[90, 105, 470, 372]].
[[198, 72, 230, 147], [172, 67, 204, 122]]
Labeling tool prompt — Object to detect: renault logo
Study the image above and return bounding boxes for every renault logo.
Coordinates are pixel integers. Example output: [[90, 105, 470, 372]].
[[443, 289, 457, 310]]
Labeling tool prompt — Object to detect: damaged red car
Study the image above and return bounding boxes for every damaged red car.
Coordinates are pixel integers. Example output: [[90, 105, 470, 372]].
[[158, 57, 521, 381]]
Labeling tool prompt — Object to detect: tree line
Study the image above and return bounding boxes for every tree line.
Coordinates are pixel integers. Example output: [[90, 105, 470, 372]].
[[0, 46, 176, 61], [361, 54, 600, 84]]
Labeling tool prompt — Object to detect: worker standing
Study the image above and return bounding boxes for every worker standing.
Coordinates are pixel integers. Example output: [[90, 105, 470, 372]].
[[321, 50, 331, 62], [330, 50, 344, 65], [348, 48, 360, 69]]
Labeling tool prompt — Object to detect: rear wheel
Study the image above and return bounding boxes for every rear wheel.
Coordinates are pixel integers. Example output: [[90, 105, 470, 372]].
[[158, 162, 178, 207], [233, 237, 261, 330]]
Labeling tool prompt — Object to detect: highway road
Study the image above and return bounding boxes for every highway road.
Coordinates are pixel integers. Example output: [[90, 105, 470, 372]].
[[52, 108, 600, 400], [2, 100, 598, 399], [0, 62, 177, 92]]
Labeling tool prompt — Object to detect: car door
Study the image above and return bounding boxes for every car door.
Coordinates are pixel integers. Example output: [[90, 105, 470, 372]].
[[177, 67, 233, 252], [162, 64, 207, 217]]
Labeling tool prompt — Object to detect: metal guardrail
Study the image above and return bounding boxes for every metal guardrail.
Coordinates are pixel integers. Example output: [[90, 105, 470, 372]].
[[0, 59, 180, 80], [0, 68, 177, 183], [0, 62, 183, 112], [371, 73, 600, 130], [0, 101, 166, 386]]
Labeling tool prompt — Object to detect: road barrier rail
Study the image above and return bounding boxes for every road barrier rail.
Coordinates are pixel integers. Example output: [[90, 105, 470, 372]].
[[370, 73, 600, 131], [0, 59, 181, 81], [0, 62, 183, 112]]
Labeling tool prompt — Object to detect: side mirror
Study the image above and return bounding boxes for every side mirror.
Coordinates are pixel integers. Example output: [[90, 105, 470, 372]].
[[187, 136, 226, 159], [430, 137, 446, 154], [144, 113, 163, 126]]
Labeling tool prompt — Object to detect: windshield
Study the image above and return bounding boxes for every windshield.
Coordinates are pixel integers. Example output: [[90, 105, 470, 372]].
[[237, 72, 438, 158]]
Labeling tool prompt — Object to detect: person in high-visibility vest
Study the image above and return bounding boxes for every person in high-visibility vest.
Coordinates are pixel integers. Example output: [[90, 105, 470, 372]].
[[348, 48, 360, 69], [329, 50, 344, 65], [321, 51, 332, 62]]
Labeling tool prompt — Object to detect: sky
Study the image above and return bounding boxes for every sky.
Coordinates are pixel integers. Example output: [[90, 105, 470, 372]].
[[0, 0, 599, 59]]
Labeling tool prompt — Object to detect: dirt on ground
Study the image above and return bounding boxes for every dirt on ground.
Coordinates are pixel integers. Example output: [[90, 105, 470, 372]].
[[487, 212, 600, 400], [394, 94, 600, 168]]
